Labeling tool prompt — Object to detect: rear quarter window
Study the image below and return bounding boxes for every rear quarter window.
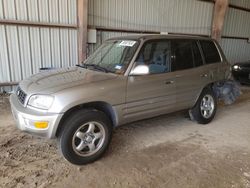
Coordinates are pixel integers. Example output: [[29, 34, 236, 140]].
[[200, 41, 221, 64]]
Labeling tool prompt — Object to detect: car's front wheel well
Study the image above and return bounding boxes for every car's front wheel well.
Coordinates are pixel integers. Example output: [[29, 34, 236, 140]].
[[56, 102, 117, 137]]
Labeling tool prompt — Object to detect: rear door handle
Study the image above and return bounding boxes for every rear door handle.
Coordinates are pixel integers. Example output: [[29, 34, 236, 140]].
[[165, 80, 175, 85], [201, 74, 208, 78]]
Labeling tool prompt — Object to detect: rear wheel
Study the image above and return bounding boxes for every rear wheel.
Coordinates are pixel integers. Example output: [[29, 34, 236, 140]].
[[58, 110, 112, 165], [189, 87, 217, 124]]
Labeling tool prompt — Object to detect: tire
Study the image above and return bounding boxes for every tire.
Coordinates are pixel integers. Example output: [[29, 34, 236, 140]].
[[58, 109, 112, 165], [189, 87, 217, 125]]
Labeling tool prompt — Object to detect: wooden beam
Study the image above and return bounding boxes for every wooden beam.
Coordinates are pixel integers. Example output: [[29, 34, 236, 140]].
[[78, 0, 88, 64], [212, 0, 229, 41], [0, 19, 77, 29], [198, 0, 250, 12], [229, 3, 250, 12], [0, 82, 19, 87], [88, 26, 160, 34]]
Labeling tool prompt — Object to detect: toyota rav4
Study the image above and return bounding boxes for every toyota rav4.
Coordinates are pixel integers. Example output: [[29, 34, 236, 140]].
[[10, 35, 231, 165]]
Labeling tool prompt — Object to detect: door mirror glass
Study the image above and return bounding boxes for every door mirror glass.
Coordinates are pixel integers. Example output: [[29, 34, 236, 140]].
[[130, 65, 149, 76]]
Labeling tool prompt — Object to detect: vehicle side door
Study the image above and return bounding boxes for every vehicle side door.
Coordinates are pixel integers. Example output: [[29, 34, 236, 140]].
[[172, 40, 210, 109], [125, 40, 176, 123], [199, 40, 225, 81]]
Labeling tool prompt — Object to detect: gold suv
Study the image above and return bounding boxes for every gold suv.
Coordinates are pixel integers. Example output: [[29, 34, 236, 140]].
[[10, 35, 231, 165]]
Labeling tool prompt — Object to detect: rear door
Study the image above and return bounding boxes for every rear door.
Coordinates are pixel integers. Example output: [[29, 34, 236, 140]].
[[172, 40, 210, 109], [125, 40, 176, 123], [199, 40, 225, 81]]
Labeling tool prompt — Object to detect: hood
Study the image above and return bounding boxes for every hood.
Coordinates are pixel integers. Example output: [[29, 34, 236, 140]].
[[19, 67, 118, 94]]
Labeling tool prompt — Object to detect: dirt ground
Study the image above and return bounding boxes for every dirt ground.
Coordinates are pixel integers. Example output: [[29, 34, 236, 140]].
[[0, 87, 250, 188]]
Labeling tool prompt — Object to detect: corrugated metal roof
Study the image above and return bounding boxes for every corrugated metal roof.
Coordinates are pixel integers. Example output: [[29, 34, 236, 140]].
[[0, 25, 11, 82], [26, 0, 39, 21], [0, 1, 3, 18], [221, 39, 250, 63], [88, 0, 250, 38], [0, 0, 78, 83], [88, 0, 250, 63], [88, 0, 214, 35], [230, 0, 250, 9], [18, 26, 33, 79], [68, 0, 77, 25], [2, 0, 16, 20], [6, 26, 22, 82], [0, 25, 78, 83], [1, 0, 250, 85], [0, 0, 77, 24], [223, 8, 250, 37]]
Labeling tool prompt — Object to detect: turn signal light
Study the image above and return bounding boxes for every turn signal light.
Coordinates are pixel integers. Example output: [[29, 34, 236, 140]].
[[34, 122, 48, 129]]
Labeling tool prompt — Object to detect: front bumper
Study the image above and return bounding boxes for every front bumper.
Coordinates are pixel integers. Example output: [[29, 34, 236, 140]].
[[10, 94, 63, 138]]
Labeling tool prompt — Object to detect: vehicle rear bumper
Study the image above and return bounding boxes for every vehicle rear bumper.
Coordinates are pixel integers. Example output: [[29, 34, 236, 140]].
[[10, 94, 63, 139], [232, 71, 250, 84]]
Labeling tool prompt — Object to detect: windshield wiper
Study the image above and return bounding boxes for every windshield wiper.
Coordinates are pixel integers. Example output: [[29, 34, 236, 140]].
[[76, 64, 86, 68], [77, 64, 110, 73]]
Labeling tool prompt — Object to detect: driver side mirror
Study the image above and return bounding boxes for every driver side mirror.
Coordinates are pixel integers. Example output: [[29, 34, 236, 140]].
[[130, 65, 149, 76]]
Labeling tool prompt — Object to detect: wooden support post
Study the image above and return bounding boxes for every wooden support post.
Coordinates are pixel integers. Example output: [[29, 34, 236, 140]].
[[78, 0, 88, 64], [212, 0, 229, 41]]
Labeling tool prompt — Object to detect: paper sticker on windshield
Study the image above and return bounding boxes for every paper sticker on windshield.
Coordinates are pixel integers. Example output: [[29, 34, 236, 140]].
[[119, 41, 136, 47]]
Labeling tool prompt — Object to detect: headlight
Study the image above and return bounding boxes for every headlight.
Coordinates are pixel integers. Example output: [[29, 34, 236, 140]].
[[233, 65, 240, 70], [28, 95, 54, 110]]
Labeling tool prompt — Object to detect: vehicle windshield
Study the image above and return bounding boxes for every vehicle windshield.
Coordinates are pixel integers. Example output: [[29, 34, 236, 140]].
[[83, 40, 139, 74]]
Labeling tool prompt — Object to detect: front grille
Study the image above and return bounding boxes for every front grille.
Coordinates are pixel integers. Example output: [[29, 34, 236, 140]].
[[16, 87, 27, 105]]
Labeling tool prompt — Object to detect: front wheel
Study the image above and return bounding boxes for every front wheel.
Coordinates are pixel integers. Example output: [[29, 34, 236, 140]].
[[58, 110, 112, 165], [189, 87, 217, 124]]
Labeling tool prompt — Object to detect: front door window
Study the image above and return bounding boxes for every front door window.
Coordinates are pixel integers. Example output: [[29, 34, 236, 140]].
[[134, 40, 171, 74]]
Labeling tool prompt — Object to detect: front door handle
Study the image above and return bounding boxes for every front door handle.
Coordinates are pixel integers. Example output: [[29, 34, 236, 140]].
[[165, 80, 175, 85]]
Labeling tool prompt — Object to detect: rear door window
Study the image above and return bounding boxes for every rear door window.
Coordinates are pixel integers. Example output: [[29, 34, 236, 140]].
[[192, 41, 203, 67], [172, 40, 194, 71], [200, 40, 221, 64]]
